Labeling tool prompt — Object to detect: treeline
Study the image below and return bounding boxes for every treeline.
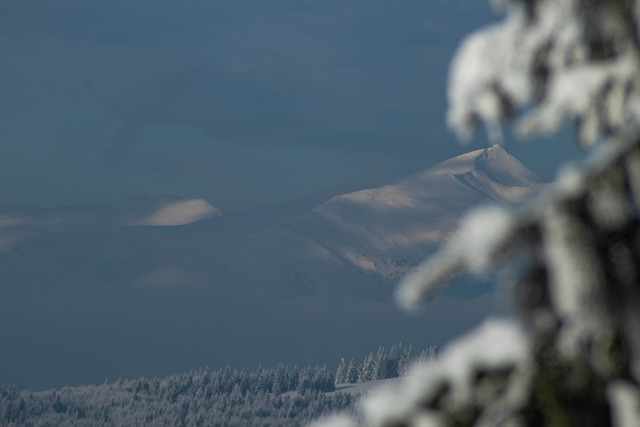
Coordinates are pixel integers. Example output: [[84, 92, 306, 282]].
[[336, 343, 438, 384], [0, 367, 349, 427], [0, 343, 437, 426]]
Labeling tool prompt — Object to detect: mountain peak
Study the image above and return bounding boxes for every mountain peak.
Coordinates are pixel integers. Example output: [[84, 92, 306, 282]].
[[425, 144, 538, 182], [309, 146, 545, 270], [482, 144, 507, 157], [473, 144, 544, 187]]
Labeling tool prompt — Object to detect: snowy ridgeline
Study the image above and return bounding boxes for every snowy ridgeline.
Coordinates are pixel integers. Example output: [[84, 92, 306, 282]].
[[0, 343, 437, 426]]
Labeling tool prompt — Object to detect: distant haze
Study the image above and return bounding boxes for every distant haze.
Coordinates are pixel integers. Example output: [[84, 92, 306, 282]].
[[0, 0, 581, 212], [1, 146, 540, 390], [0, 0, 586, 393]]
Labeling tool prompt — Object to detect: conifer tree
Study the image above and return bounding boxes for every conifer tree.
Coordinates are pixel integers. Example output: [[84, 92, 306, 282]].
[[296, 368, 313, 395], [345, 359, 358, 384], [419, 345, 438, 364], [272, 364, 287, 396], [358, 353, 374, 383], [373, 346, 388, 380], [396, 345, 412, 377], [334, 358, 347, 385]]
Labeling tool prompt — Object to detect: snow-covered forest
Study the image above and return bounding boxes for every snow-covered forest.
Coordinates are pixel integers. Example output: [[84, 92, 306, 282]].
[[0, 343, 436, 426], [0, 367, 345, 427]]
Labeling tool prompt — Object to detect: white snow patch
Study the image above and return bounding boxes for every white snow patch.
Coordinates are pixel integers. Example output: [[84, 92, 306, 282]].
[[133, 198, 221, 226], [454, 205, 515, 273], [608, 381, 640, 427]]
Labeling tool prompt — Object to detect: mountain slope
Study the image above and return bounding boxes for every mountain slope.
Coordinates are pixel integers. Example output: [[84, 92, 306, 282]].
[[284, 144, 544, 278]]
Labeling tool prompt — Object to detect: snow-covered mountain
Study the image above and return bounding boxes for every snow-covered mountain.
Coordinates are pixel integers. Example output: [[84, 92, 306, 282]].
[[284, 144, 544, 279], [0, 145, 544, 391]]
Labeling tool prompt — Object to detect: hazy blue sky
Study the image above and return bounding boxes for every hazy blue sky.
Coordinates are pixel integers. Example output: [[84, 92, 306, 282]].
[[0, 0, 581, 212]]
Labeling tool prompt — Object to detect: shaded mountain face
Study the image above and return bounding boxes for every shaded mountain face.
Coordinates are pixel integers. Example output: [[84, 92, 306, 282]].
[[0, 146, 543, 391]]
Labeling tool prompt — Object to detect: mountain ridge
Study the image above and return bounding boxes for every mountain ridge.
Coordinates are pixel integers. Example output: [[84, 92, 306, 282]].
[[283, 144, 545, 279]]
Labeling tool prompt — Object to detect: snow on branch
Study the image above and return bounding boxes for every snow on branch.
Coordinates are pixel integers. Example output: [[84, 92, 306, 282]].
[[397, 205, 519, 311], [448, 0, 640, 145]]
